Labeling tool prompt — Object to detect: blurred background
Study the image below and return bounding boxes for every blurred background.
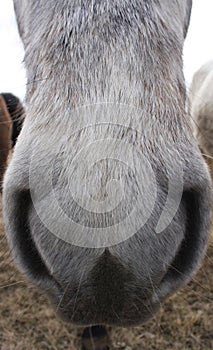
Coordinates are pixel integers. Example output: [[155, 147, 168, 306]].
[[0, 0, 213, 103]]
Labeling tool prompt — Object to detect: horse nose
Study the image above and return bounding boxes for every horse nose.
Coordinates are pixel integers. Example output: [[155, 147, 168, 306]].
[[2, 136, 212, 326]]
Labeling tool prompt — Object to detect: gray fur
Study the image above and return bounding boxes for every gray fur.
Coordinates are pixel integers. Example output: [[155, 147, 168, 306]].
[[2, 0, 212, 326]]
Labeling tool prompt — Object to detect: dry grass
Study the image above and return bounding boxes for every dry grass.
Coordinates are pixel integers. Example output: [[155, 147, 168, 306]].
[[0, 207, 213, 350]]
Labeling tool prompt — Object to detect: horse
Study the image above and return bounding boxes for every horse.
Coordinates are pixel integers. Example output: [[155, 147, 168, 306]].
[[3, 1, 212, 349], [189, 60, 213, 155], [0, 96, 12, 192], [0, 93, 24, 193], [0, 93, 25, 147]]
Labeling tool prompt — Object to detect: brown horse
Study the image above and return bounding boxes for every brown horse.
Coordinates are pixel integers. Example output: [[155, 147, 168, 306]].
[[0, 93, 24, 193], [0, 93, 25, 147], [0, 96, 12, 192]]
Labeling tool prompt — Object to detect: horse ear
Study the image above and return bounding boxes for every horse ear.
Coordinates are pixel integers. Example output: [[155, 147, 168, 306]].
[[183, 0, 192, 38]]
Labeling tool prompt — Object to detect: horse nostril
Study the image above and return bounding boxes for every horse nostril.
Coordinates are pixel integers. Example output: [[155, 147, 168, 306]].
[[155, 187, 212, 302]]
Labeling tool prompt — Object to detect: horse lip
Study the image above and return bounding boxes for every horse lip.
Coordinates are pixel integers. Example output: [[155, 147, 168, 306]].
[[49, 286, 159, 327]]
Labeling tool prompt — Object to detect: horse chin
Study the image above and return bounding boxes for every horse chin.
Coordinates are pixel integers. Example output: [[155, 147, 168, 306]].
[[49, 293, 160, 327]]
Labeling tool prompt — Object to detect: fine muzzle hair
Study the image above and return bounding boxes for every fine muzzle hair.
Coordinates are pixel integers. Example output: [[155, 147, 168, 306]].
[[3, 0, 212, 328]]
